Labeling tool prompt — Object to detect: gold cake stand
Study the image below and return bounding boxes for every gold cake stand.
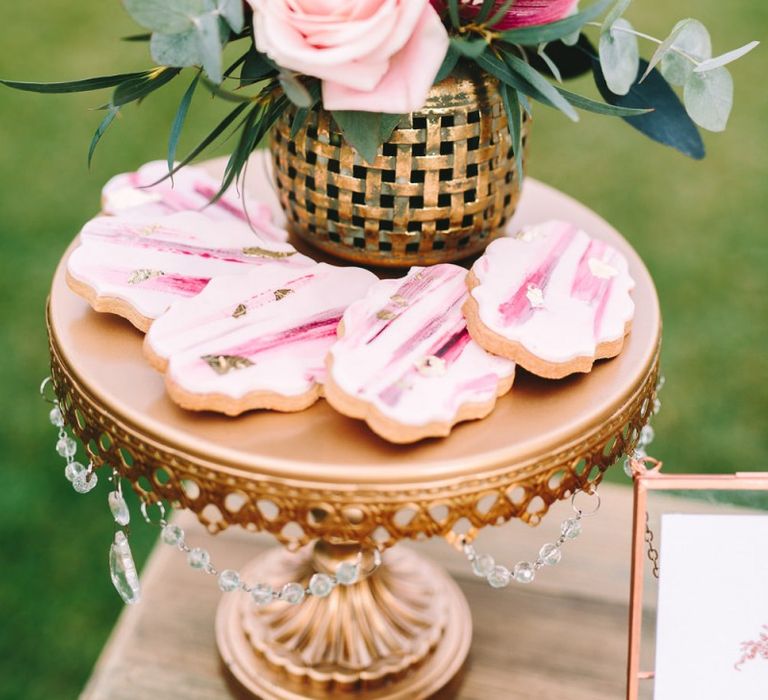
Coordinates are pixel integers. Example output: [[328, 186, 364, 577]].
[[46, 161, 660, 700]]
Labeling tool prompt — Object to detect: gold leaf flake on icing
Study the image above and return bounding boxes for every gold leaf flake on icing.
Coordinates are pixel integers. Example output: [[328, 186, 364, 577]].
[[415, 355, 446, 377], [242, 246, 296, 259], [525, 284, 545, 309], [514, 226, 541, 242], [274, 288, 294, 301], [202, 354, 254, 375], [128, 269, 164, 285], [232, 303, 247, 318], [588, 257, 619, 280], [390, 294, 408, 307], [139, 224, 161, 236], [377, 309, 397, 320]]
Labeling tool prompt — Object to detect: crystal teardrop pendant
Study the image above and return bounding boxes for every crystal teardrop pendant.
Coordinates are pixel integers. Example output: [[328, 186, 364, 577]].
[[108, 491, 130, 526], [109, 531, 141, 605]]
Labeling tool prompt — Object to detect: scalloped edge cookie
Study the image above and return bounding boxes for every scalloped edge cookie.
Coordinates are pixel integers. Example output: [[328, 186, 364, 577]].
[[463, 220, 635, 379]]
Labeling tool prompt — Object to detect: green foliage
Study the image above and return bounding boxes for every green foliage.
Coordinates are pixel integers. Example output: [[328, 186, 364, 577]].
[[123, 0, 244, 83], [659, 19, 712, 86], [331, 110, 385, 163], [168, 72, 200, 172], [684, 67, 733, 132], [88, 107, 119, 167], [593, 56, 705, 159], [0, 71, 150, 93], [598, 18, 639, 95]]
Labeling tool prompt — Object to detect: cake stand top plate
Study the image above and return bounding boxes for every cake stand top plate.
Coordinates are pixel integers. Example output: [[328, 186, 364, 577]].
[[47, 157, 660, 547]]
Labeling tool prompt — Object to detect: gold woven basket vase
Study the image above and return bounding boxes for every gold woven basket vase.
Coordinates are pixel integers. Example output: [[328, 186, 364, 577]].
[[270, 65, 528, 267]]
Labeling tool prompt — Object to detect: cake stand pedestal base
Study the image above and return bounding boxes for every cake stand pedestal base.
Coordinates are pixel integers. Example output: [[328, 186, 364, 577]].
[[216, 543, 472, 700]]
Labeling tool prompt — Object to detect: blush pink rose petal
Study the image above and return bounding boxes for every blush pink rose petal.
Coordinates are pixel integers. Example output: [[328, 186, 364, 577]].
[[249, 0, 449, 113]]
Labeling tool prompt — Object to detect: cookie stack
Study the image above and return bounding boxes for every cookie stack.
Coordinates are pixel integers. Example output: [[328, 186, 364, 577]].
[[67, 164, 635, 444]]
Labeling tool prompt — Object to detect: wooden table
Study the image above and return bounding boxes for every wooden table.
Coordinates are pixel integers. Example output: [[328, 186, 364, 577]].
[[81, 481, 722, 700]]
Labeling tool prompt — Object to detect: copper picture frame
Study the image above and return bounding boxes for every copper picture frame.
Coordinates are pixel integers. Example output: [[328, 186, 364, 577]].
[[626, 458, 768, 699]]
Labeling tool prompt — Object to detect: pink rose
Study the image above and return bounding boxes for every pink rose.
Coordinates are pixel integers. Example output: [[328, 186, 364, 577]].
[[248, 0, 450, 113], [430, 0, 578, 29]]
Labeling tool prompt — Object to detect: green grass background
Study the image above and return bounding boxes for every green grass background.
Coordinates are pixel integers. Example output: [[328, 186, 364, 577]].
[[0, 2, 766, 698]]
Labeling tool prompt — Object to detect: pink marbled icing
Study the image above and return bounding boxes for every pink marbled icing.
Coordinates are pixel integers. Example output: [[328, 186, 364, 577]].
[[469, 220, 635, 365], [327, 264, 516, 430], [145, 263, 378, 405], [101, 160, 287, 243], [67, 211, 313, 326]]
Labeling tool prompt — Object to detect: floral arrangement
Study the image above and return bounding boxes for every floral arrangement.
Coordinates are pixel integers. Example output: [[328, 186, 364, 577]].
[[2, 0, 757, 197]]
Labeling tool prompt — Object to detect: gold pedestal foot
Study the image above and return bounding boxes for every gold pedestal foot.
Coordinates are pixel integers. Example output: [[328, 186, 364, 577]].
[[216, 544, 472, 699]]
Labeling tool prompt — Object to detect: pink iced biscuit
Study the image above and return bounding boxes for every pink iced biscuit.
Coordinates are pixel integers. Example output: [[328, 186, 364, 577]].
[[101, 160, 287, 243], [464, 219, 635, 379], [144, 263, 378, 415], [66, 211, 313, 332], [324, 264, 516, 444]]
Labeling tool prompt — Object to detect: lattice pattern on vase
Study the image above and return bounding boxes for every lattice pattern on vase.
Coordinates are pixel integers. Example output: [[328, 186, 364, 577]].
[[48, 312, 659, 551], [270, 66, 527, 267]]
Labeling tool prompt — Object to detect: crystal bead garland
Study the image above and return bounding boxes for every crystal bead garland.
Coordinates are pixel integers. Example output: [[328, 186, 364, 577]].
[[39, 376, 613, 607], [461, 487, 602, 588], [41, 378, 99, 494], [107, 470, 141, 603], [624, 373, 665, 477], [109, 531, 142, 605], [147, 501, 380, 607]]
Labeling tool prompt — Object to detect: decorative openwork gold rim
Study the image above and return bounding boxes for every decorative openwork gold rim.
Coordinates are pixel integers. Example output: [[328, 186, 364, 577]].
[[48, 303, 660, 550]]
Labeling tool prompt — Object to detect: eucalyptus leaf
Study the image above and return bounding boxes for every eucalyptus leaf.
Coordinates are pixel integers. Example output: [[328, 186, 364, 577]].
[[694, 41, 759, 73], [601, 0, 632, 33], [660, 19, 711, 87], [592, 56, 704, 159], [195, 12, 225, 83], [599, 18, 639, 95], [279, 71, 312, 108], [151, 28, 201, 67], [639, 19, 690, 83], [122, 0, 210, 34], [683, 66, 733, 132], [216, 0, 244, 33], [332, 110, 383, 164]]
